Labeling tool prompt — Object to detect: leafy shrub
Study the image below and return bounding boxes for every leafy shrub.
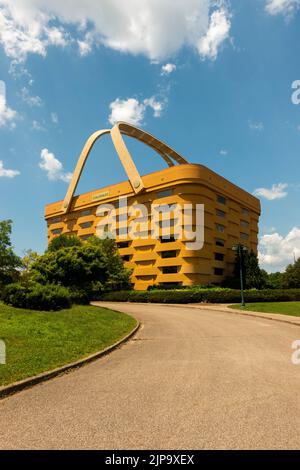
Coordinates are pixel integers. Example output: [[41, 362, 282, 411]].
[[101, 288, 300, 304], [2, 282, 72, 311], [32, 236, 132, 299], [68, 288, 90, 305]]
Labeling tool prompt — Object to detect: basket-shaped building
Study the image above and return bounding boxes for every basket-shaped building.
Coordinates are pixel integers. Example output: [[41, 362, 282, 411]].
[[45, 122, 261, 290]]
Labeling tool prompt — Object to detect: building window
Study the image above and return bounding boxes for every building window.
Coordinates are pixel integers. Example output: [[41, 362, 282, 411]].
[[122, 255, 131, 262], [216, 209, 226, 218], [241, 208, 249, 216], [52, 228, 62, 235], [241, 220, 249, 228], [215, 223, 225, 233], [161, 250, 177, 259], [158, 282, 182, 288], [160, 236, 176, 243], [117, 241, 130, 248], [81, 209, 92, 217], [214, 268, 224, 276], [80, 221, 93, 229], [51, 217, 62, 224], [162, 266, 179, 274], [217, 195, 226, 205], [157, 189, 173, 199], [215, 253, 224, 261], [215, 238, 225, 247], [81, 234, 92, 241], [241, 232, 249, 240]]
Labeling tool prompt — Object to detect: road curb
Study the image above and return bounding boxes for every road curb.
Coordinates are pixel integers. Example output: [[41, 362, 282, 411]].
[[97, 301, 300, 328], [0, 319, 140, 400], [217, 306, 300, 328]]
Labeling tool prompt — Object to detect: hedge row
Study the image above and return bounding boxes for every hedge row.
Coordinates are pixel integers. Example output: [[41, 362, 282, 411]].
[[101, 288, 300, 304], [2, 283, 72, 311]]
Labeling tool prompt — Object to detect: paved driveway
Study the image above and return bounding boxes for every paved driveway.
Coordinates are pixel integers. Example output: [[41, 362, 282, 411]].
[[0, 302, 300, 449]]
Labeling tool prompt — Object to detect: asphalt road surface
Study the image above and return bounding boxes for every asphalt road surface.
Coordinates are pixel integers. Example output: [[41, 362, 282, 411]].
[[1, 302, 300, 450]]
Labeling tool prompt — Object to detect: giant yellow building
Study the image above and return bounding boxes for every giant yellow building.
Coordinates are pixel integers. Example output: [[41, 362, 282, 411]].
[[45, 122, 261, 290]]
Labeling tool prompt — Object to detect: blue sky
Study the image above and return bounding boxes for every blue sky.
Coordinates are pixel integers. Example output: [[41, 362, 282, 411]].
[[0, 0, 299, 272]]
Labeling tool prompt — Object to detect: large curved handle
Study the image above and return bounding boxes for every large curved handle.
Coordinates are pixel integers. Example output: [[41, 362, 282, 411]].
[[62, 121, 188, 213]]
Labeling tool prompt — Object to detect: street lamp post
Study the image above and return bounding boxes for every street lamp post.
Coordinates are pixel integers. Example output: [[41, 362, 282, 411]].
[[232, 244, 248, 307]]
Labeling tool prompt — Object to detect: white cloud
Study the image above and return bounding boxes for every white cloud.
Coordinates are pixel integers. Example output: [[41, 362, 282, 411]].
[[265, 0, 300, 16], [78, 32, 94, 56], [143, 96, 165, 117], [248, 120, 264, 131], [39, 148, 72, 182], [259, 227, 300, 272], [219, 149, 228, 155], [109, 96, 165, 126], [197, 8, 231, 60], [32, 120, 45, 132], [109, 98, 145, 127], [51, 112, 58, 124], [253, 183, 288, 200], [0, 1, 231, 62], [45, 26, 69, 47], [0, 160, 20, 177], [20, 86, 43, 106], [161, 63, 176, 75], [0, 81, 18, 129]]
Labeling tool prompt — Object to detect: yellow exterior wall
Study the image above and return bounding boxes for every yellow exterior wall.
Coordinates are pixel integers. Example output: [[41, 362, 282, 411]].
[[45, 163, 261, 290]]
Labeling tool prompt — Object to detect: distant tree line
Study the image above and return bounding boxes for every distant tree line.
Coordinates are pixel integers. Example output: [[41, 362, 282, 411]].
[[224, 248, 300, 290]]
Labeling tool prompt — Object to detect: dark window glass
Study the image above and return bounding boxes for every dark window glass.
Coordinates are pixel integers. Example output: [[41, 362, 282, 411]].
[[80, 209, 92, 217], [81, 234, 92, 241], [51, 217, 62, 223], [160, 236, 176, 243], [162, 266, 179, 274], [241, 220, 249, 228], [161, 250, 177, 259], [217, 195, 226, 205], [214, 268, 224, 276], [80, 221, 92, 229], [215, 238, 225, 247], [52, 229, 62, 235], [215, 253, 224, 261], [122, 255, 131, 262], [240, 232, 249, 240], [157, 189, 173, 199], [117, 241, 130, 248], [216, 223, 225, 233], [216, 209, 226, 218]]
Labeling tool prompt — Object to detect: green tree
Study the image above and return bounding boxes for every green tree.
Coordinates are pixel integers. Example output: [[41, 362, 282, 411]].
[[31, 235, 131, 299], [0, 219, 22, 287], [284, 258, 300, 288], [244, 250, 267, 289], [87, 236, 132, 291], [265, 271, 285, 289], [21, 249, 40, 285], [230, 248, 266, 289], [47, 233, 82, 252]]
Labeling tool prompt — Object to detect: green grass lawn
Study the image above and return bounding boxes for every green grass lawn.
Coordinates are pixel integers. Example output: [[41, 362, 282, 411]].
[[229, 301, 300, 317], [0, 303, 137, 387]]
